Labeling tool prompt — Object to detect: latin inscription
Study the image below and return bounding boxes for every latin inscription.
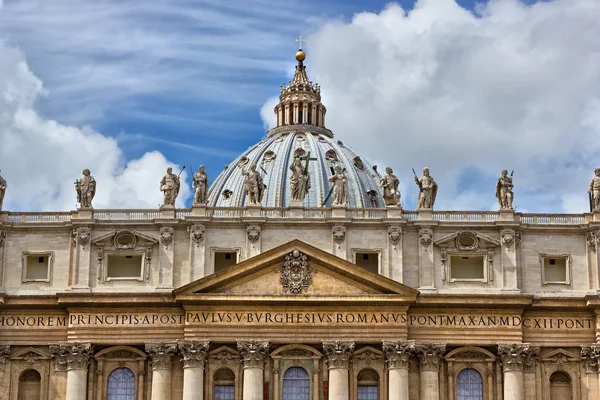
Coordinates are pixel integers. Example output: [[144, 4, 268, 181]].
[[0, 312, 594, 330]]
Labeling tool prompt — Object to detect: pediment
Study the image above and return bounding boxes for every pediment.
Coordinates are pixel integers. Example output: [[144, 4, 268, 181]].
[[175, 240, 418, 302], [542, 349, 580, 362], [434, 230, 500, 250], [92, 229, 158, 249], [209, 346, 239, 363], [10, 347, 51, 361]]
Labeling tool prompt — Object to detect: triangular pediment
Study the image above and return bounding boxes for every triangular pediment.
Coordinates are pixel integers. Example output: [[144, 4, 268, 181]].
[[175, 240, 418, 303], [91, 229, 158, 248], [434, 230, 500, 250], [542, 348, 580, 362]]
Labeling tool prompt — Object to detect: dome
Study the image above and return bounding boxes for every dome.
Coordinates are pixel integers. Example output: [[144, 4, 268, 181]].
[[207, 130, 383, 208], [207, 45, 384, 208]]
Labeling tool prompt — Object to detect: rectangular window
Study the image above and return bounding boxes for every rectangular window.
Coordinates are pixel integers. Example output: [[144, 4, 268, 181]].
[[22, 252, 52, 282], [354, 251, 380, 274], [106, 254, 143, 280], [450, 255, 485, 281], [541, 255, 570, 284], [214, 251, 238, 273], [357, 385, 378, 400], [214, 385, 235, 400]]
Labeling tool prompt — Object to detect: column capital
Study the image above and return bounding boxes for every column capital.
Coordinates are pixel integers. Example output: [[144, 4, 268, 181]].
[[322, 340, 355, 369], [49, 342, 93, 371], [383, 340, 415, 370], [581, 344, 600, 373], [414, 343, 446, 372], [145, 342, 177, 371], [178, 340, 210, 369], [237, 340, 270, 369], [0, 345, 9, 371], [497, 343, 539, 372]]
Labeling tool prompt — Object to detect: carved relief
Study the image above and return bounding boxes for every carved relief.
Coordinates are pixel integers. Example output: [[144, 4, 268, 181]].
[[332, 226, 346, 244], [388, 226, 402, 247], [49, 342, 93, 371], [581, 345, 600, 373], [586, 231, 599, 253], [247, 225, 261, 243], [114, 230, 137, 250], [414, 343, 445, 372], [188, 224, 205, 247], [322, 340, 354, 369], [237, 340, 270, 369], [49, 345, 68, 372], [440, 250, 447, 282], [383, 340, 415, 370], [178, 340, 210, 369], [160, 227, 174, 249], [497, 343, 539, 372], [455, 231, 479, 251], [0, 345, 9, 371], [501, 229, 516, 247], [419, 229, 432, 246], [145, 342, 177, 371], [75, 227, 91, 247], [280, 249, 313, 294]]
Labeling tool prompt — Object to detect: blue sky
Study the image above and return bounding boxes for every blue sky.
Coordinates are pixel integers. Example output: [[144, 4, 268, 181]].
[[1, 0, 599, 211]]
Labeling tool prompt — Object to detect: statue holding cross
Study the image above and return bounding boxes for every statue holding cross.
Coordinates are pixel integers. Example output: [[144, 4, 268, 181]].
[[289, 151, 315, 204]]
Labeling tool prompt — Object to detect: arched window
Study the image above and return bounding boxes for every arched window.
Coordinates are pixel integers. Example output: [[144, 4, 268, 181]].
[[282, 367, 309, 400], [18, 369, 41, 400], [550, 371, 572, 400], [107, 367, 136, 400], [357, 369, 379, 400], [456, 368, 483, 400], [214, 367, 235, 400]]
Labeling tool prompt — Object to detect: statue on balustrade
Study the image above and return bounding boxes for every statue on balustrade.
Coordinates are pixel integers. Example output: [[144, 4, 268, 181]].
[[160, 167, 181, 207], [328, 165, 348, 207], [0, 170, 6, 211], [75, 169, 96, 208], [380, 167, 400, 207], [496, 170, 514, 210], [413, 167, 437, 209], [589, 168, 600, 211], [192, 165, 208, 205], [289, 157, 311, 202], [242, 164, 265, 205]]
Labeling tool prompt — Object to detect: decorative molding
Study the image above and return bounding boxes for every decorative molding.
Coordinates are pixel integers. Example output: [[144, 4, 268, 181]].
[[414, 343, 445, 372], [353, 347, 383, 365], [383, 340, 415, 370], [488, 250, 494, 283], [322, 340, 354, 369], [581, 345, 600, 373], [419, 229, 433, 246], [440, 250, 447, 282], [332, 226, 346, 244], [145, 342, 177, 371], [160, 227, 174, 249], [76, 227, 91, 248], [587, 231, 599, 253], [501, 229, 516, 247], [247, 225, 261, 244], [434, 230, 500, 250], [0, 345, 9, 371], [188, 224, 205, 247], [178, 340, 210, 369], [497, 343, 539, 372], [280, 249, 313, 294], [387, 226, 402, 247], [237, 340, 270, 369], [48, 342, 93, 371]]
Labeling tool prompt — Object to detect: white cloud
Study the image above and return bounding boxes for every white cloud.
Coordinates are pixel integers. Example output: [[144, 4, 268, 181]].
[[266, 0, 600, 212], [0, 37, 190, 211], [260, 96, 279, 130]]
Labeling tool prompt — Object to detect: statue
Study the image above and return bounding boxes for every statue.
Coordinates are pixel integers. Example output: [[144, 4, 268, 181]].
[[496, 170, 514, 210], [75, 169, 96, 208], [589, 168, 600, 211], [192, 165, 208, 205], [380, 167, 400, 206], [328, 165, 348, 207], [413, 167, 437, 209], [160, 167, 181, 207], [0, 170, 6, 211], [289, 157, 311, 202], [242, 164, 265, 205]]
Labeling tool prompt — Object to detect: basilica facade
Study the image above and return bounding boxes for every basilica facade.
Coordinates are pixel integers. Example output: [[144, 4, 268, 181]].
[[0, 48, 600, 400]]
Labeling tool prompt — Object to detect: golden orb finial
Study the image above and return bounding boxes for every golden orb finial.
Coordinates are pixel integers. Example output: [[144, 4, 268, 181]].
[[295, 49, 306, 62]]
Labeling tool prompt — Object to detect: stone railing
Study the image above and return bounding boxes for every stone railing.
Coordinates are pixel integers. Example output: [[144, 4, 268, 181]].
[[266, 124, 333, 138], [0, 208, 591, 225]]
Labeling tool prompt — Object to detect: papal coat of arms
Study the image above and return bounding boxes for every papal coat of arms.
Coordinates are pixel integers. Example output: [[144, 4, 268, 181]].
[[280, 249, 313, 294]]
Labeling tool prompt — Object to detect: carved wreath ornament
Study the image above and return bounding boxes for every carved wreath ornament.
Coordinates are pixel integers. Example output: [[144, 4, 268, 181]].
[[280, 250, 313, 294]]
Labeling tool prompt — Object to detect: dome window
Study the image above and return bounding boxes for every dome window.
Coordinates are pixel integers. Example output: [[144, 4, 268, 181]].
[[263, 151, 276, 162], [222, 189, 233, 200], [296, 135, 306, 142], [325, 150, 338, 161], [238, 157, 249, 167], [318, 136, 326, 143], [353, 156, 364, 170], [294, 148, 306, 157], [337, 140, 344, 146]]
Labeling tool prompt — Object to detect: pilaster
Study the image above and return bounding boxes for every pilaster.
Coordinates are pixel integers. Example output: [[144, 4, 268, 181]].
[[332, 225, 347, 260], [71, 226, 93, 291], [417, 227, 436, 291], [49, 342, 93, 400], [497, 343, 539, 400], [387, 226, 403, 282], [501, 228, 520, 292], [0, 230, 6, 291], [247, 224, 261, 258], [188, 224, 206, 282], [0, 345, 9, 371], [582, 345, 600, 399], [157, 226, 175, 289]]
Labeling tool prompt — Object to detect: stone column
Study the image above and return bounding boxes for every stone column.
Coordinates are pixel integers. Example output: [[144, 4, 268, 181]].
[[383, 341, 414, 400], [311, 104, 317, 125], [49, 342, 93, 400], [237, 340, 270, 400], [497, 343, 539, 400], [322, 341, 355, 400], [414, 343, 445, 400], [146, 342, 177, 400], [179, 340, 210, 400], [0, 230, 7, 290], [0, 345, 9, 373]]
